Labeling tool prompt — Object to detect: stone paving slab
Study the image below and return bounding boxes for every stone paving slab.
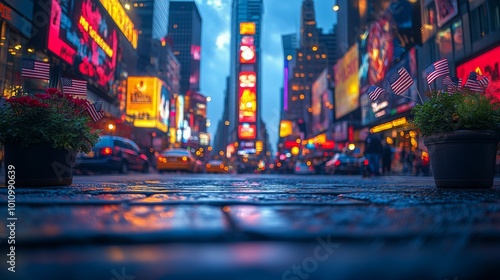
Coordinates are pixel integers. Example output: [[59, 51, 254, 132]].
[[2, 242, 499, 280], [1, 174, 500, 279]]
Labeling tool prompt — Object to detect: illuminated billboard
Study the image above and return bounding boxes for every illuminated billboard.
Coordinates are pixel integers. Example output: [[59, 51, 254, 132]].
[[358, 0, 421, 94], [238, 71, 257, 123], [456, 45, 500, 100], [126, 77, 168, 132], [48, 0, 118, 91], [98, 0, 138, 48], [158, 86, 170, 132], [360, 49, 418, 126], [240, 45, 256, 64], [279, 120, 293, 138], [334, 44, 359, 119], [238, 124, 257, 140], [240, 22, 256, 35], [311, 69, 332, 135], [240, 36, 256, 64]]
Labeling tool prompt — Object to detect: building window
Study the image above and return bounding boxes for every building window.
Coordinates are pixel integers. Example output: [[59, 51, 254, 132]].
[[425, 2, 438, 35], [436, 27, 452, 58], [471, 4, 491, 41], [489, 0, 500, 32], [452, 20, 464, 58]]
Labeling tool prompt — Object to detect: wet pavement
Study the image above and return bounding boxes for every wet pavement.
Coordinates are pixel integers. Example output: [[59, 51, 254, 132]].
[[1, 173, 500, 280]]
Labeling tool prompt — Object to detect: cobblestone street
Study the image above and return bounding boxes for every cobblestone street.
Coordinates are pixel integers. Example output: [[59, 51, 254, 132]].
[[1, 174, 500, 279]]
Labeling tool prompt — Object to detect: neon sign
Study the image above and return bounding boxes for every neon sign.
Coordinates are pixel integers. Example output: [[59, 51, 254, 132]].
[[238, 71, 257, 123], [48, 0, 117, 91], [79, 16, 113, 58], [98, 0, 138, 49], [240, 22, 256, 35], [238, 124, 256, 140]]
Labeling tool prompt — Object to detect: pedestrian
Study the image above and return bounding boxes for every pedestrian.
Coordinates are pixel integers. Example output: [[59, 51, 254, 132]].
[[400, 147, 407, 174], [382, 142, 393, 175], [364, 132, 382, 176], [406, 149, 416, 175]]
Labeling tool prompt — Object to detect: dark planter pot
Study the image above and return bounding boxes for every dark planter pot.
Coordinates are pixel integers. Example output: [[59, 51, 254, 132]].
[[424, 130, 498, 189], [4, 142, 76, 187]]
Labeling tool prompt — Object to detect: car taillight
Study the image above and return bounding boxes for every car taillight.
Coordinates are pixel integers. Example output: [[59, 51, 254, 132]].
[[206, 163, 211, 168], [158, 157, 167, 163], [363, 159, 369, 166], [295, 167, 300, 171], [334, 160, 341, 166], [182, 156, 188, 162], [100, 147, 113, 156]]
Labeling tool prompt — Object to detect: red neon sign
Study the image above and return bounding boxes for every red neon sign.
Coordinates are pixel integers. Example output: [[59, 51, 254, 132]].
[[457, 45, 500, 99], [238, 124, 256, 140], [48, 0, 117, 91]]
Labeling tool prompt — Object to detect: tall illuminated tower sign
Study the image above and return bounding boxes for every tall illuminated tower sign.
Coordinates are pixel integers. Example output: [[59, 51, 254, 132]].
[[237, 22, 257, 141]]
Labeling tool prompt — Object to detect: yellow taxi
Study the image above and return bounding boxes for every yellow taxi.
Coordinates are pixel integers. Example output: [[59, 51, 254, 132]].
[[156, 148, 202, 173], [205, 160, 228, 173]]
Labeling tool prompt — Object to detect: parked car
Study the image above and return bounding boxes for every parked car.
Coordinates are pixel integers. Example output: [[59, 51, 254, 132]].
[[325, 153, 368, 175], [75, 135, 150, 174], [294, 160, 315, 175], [156, 148, 203, 173], [205, 160, 228, 173]]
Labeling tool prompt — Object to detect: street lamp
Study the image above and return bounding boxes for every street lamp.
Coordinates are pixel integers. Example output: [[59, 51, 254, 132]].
[[107, 123, 115, 135], [124, 0, 131, 10]]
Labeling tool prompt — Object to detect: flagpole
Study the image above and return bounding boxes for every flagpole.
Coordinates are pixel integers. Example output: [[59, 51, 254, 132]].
[[415, 87, 425, 104], [398, 94, 420, 103]]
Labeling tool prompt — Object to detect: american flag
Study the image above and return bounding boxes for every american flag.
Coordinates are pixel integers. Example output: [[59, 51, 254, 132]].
[[442, 76, 462, 92], [61, 77, 87, 96], [464, 72, 486, 93], [21, 59, 50, 80], [425, 58, 449, 84], [86, 101, 105, 122], [367, 85, 386, 101], [388, 67, 414, 95], [478, 76, 489, 88]]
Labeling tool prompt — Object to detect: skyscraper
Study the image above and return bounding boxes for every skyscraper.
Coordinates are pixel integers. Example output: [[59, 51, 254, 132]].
[[281, 33, 298, 114], [133, 0, 171, 74], [228, 0, 264, 146], [168, 1, 202, 95], [286, 0, 328, 139]]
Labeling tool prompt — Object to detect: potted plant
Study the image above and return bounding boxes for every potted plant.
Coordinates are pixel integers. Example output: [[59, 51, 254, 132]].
[[412, 87, 500, 188], [0, 88, 100, 187]]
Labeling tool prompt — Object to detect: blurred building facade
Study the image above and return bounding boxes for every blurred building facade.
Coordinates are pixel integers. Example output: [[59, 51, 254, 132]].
[[220, 0, 271, 171], [168, 1, 202, 95]]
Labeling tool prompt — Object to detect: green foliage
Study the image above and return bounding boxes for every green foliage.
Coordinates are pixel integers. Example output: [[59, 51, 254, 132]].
[[0, 88, 100, 153], [412, 88, 500, 136]]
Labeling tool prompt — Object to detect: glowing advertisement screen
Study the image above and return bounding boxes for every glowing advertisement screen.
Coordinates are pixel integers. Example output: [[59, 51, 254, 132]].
[[456, 45, 500, 101], [238, 71, 257, 123], [48, 0, 118, 91], [334, 44, 359, 119], [360, 49, 417, 126], [358, 0, 421, 94], [126, 76, 170, 132], [238, 124, 256, 140], [240, 36, 256, 63], [158, 86, 170, 132], [240, 22, 256, 35], [311, 69, 332, 135]]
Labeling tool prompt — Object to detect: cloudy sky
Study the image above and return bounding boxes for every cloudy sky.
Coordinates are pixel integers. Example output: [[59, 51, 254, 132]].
[[190, 0, 337, 151]]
